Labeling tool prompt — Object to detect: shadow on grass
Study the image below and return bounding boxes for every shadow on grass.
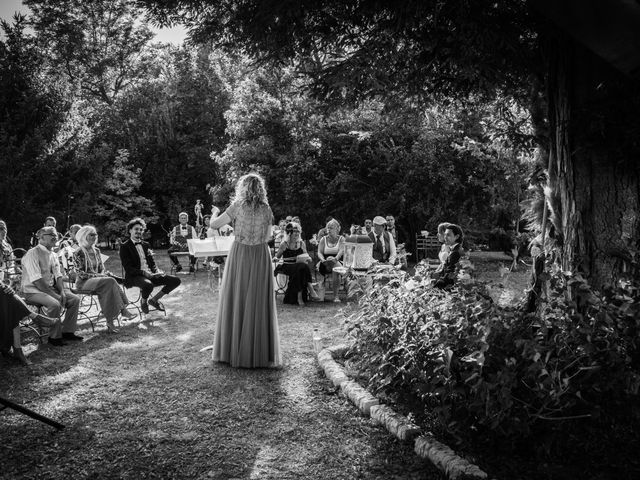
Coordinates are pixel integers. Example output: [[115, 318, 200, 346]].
[[1, 250, 442, 479]]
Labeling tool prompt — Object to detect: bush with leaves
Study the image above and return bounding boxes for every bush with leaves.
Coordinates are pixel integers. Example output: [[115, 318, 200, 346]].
[[344, 261, 640, 450]]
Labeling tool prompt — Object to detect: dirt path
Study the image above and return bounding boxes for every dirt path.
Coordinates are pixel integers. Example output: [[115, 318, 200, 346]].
[[0, 253, 442, 479]]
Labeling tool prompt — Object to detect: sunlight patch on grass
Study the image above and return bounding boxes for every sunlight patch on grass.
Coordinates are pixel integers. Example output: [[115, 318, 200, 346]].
[[48, 365, 94, 385], [107, 336, 165, 351], [249, 444, 285, 479], [176, 331, 194, 342]]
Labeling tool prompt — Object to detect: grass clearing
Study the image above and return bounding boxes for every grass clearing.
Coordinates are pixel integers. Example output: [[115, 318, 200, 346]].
[[1, 250, 442, 480]]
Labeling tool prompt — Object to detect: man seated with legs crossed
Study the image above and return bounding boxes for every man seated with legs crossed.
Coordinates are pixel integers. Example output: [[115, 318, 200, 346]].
[[21, 226, 81, 346], [120, 217, 181, 314], [168, 212, 198, 273]]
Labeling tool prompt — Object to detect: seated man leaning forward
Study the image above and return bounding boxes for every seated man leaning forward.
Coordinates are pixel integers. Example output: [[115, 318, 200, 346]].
[[21, 226, 81, 346], [368, 216, 397, 265], [168, 212, 198, 273], [120, 217, 181, 314]]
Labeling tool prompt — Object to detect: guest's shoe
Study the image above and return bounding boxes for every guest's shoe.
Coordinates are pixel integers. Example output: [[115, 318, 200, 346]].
[[141, 300, 149, 314], [333, 297, 341, 303], [120, 309, 138, 320], [175, 264, 183, 273], [148, 298, 165, 312], [12, 348, 32, 366], [48, 337, 66, 347], [106, 321, 120, 334], [62, 332, 84, 341]]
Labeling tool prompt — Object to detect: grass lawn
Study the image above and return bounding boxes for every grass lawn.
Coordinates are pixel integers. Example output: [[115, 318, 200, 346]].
[[0, 249, 443, 480]]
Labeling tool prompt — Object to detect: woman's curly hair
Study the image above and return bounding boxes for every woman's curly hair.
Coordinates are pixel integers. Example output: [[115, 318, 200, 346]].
[[232, 172, 269, 208]]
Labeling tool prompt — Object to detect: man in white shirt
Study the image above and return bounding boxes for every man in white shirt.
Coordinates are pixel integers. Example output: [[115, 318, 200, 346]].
[[21, 227, 81, 346], [368, 216, 397, 265], [168, 212, 198, 273]]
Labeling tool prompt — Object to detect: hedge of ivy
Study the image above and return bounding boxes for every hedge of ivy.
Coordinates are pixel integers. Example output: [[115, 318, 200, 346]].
[[345, 262, 640, 456]]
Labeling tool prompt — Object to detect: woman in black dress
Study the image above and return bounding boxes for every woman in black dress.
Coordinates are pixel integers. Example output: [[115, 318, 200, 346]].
[[273, 222, 319, 305]]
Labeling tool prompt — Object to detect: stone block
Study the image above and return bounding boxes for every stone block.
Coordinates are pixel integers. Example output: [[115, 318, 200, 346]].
[[340, 380, 379, 414], [369, 404, 421, 442], [414, 435, 487, 480]]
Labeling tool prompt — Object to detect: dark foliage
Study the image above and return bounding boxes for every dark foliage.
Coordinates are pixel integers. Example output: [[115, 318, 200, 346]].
[[344, 261, 640, 477]]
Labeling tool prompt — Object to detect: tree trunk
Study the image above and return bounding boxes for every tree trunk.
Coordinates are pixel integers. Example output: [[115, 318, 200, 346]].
[[546, 31, 640, 290]]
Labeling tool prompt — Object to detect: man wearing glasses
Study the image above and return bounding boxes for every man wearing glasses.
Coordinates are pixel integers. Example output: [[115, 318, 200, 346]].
[[21, 226, 81, 346]]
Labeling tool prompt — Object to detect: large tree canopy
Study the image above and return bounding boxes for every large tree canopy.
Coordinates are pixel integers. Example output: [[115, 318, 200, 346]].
[[26, 0, 154, 105], [140, 0, 640, 289], [139, 0, 540, 104]]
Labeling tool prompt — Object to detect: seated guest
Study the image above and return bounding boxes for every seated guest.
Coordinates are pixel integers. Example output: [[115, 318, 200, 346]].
[[120, 217, 181, 314], [60, 224, 82, 249], [291, 216, 306, 240], [21, 226, 81, 346], [434, 224, 464, 289], [57, 223, 82, 274], [274, 219, 288, 248], [386, 214, 408, 268], [368, 216, 397, 265], [31, 216, 62, 247], [316, 215, 334, 240], [168, 212, 198, 273], [317, 219, 345, 303], [363, 219, 373, 235], [74, 225, 137, 334], [435, 222, 453, 271], [1, 283, 57, 365], [200, 215, 211, 239], [273, 222, 319, 306]]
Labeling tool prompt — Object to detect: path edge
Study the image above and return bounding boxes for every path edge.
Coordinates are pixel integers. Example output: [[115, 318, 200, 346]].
[[313, 335, 489, 480]]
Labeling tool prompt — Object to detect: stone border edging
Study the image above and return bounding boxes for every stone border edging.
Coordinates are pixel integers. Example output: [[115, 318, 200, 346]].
[[313, 337, 489, 480]]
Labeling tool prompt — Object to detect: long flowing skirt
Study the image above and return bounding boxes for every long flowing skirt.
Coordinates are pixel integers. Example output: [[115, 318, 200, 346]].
[[212, 242, 281, 368]]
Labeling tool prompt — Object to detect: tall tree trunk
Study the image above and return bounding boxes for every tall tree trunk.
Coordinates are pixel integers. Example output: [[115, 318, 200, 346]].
[[546, 30, 640, 290]]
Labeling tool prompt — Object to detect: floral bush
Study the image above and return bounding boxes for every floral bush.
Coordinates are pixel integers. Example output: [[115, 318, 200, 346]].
[[344, 261, 640, 447]]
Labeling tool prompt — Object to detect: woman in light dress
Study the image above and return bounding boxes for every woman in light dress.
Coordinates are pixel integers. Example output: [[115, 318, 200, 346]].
[[316, 219, 345, 303], [210, 173, 281, 368], [435, 222, 452, 271], [73, 225, 137, 333]]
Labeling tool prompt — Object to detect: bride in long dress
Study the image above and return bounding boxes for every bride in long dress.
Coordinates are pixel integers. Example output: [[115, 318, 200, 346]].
[[209, 173, 282, 368]]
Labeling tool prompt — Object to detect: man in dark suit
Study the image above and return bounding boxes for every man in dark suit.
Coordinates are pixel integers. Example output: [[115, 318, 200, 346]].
[[368, 216, 397, 264], [119, 217, 181, 314]]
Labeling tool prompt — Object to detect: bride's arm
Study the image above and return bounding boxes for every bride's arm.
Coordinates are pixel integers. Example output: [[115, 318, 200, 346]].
[[210, 212, 231, 229]]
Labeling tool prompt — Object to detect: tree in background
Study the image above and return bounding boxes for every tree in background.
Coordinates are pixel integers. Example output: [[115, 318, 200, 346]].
[[25, 0, 154, 105], [0, 15, 70, 245], [93, 149, 156, 241], [141, 0, 640, 289], [210, 61, 530, 249]]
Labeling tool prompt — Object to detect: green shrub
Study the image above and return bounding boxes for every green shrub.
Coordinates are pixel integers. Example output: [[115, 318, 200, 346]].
[[345, 262, 640, 446]]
